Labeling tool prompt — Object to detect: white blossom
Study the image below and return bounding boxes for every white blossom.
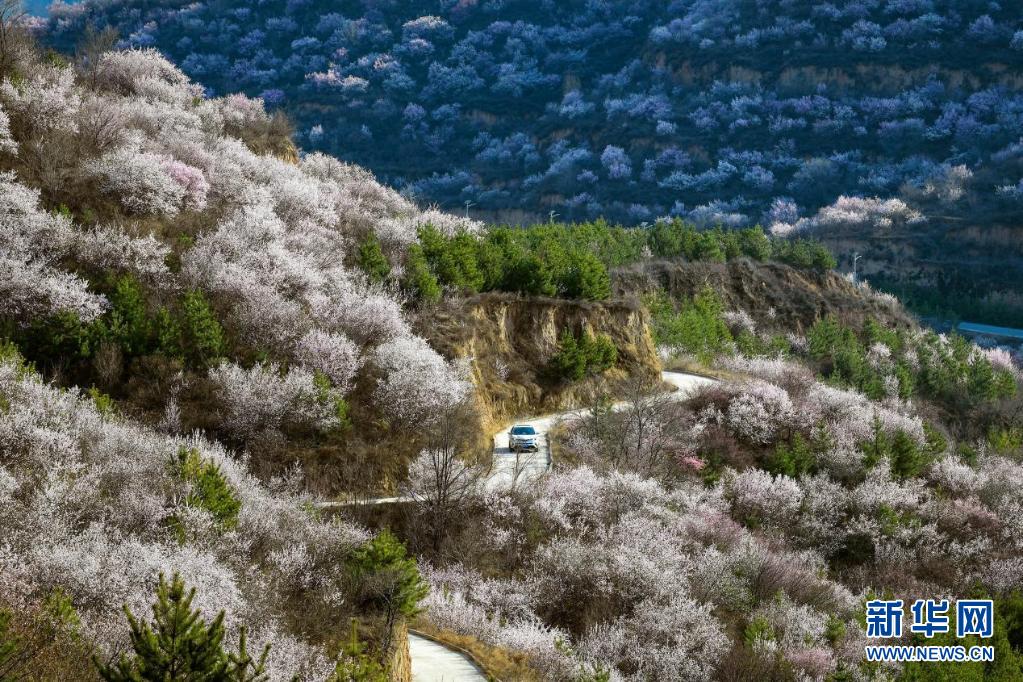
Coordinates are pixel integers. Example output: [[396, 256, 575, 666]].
[[724, 380, 795, 444], [370, 335, 471, 423], [578, 592, 728, 682], [0, 172, 106, 322], [293, 330, 361, 393], [73, 223, 171, 281], [93, 48, 203, 102], [775, 195, 925, 236], [729, 469, 803, 528], [0, 103, 15, 154], [208, 362, 344, 440], [0, 66, 81, 137], [0, 354, 366, 678]]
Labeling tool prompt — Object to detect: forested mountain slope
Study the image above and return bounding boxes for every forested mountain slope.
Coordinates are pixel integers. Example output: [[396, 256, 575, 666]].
[[4, 6, 1023, 682], [0, 31, 480, 678], [45, 0, 1023, 324]]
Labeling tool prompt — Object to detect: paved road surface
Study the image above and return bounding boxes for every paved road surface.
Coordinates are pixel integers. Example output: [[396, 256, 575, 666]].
[[487, 370, 716, 490], [322, 371, 716, 501], [408, 633, 487, 682]]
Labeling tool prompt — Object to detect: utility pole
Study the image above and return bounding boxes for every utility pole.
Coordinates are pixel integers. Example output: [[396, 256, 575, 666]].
[[464, 200, 474, 218], [548, 210, 559, 223], [852, 252, 861, 285]]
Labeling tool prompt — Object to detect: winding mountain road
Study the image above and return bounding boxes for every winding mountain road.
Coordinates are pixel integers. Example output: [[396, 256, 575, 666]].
[[487, 370, 716, 490], [320, 372, 714, 679], [399, 371, 715, 681]]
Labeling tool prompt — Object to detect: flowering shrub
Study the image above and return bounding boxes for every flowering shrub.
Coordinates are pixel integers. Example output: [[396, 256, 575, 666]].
[[87, 145, 189, 216], [370, 335, 470, 424], [207, 361, 346, 441], [293, 329, 360, 393], [724, 380, 795, 445], [0, 352, 368, 677], [728, 469, 802, 528], [93, 48, 203, 101], [0, 66, 81, 137], [579, 593, 728, 681], [0, 173, 106, 323], [0, 104, 15, 154], [774, 195, 926, 236], [72, 223, 171, 282]]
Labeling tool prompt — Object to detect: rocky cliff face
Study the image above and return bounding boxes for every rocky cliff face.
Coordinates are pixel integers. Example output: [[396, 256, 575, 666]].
[[422, 293, 660, 432], [613, 258, 916, 334]]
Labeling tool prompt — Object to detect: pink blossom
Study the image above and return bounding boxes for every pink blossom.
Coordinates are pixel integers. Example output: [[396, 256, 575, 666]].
[[786, 647, 836, 678], [680, 456, 706, 471], [160, 158, 210, 211]]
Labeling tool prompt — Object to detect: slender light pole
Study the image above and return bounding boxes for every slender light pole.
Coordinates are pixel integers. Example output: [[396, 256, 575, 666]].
[[548, 210, 559, 223], [852, 252, 862, 285], [464, 200, 475, 218]]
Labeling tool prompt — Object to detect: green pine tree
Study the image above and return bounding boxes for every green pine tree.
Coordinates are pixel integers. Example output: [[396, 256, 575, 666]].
[[175, 448, 242, 530], [96, 573, 269, 682], [349, 531, 428, 658], [890, 429, 923, 480], [179, 291, 226, 369], [227, 628, 270, 682], [503, 255, 556, 297], [561, 251, 611, 300], [401, 244, 441, 304], [356, 234, 391, 283], [551, 329, 584, 381], [589, 333, 618, 371], [862, 416, 891, 469], [768, 432, 815, 477], [104, 275, 153, 357]]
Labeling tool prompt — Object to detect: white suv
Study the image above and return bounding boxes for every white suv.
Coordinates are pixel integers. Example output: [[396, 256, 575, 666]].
[[508, 425, 539, 452]]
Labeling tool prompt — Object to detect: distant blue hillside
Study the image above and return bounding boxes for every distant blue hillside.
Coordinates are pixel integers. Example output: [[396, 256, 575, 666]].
[[25, 0, 56, 16], [43, 0, 1023, 328]]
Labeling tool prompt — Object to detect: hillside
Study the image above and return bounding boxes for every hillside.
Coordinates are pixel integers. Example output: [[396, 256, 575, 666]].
[[44, 0, 1023, 324], [4, 10, 1023, 682], [614, 257, 916, 334], [0, 32, 482, 679]]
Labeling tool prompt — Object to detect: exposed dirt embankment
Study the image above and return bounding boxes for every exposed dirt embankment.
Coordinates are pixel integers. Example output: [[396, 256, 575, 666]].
[[388, 620, 412, 682], [422, 293, 660, 433], [614, 258, 916, 334]]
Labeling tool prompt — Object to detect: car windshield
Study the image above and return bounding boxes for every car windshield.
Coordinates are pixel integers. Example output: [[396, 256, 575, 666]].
[[511, 426, 536, 435]]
